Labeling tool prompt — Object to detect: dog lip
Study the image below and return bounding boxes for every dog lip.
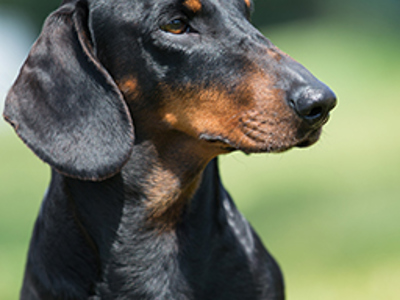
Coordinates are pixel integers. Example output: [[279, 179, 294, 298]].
[[296, 127, 322, 148], [199, 133, 229, 144], [307, 113, 331, 130], [296, 139, 315, 148], [320, 113, 331, 126], [199, 133, 237, 151]]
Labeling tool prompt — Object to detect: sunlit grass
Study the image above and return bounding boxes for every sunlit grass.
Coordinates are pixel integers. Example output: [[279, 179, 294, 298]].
[[1, 16, 399, 300], [0, 130, 49, 299]]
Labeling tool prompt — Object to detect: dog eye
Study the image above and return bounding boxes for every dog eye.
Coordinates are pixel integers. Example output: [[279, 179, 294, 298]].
[[160, 19, 190, 34]]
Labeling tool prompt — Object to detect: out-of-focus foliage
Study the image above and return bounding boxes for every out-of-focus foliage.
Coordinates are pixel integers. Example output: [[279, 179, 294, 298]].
[[1, 0, 319, 30], [252, 0, 319, 26], [2, 0, 400, 32], [0, 0, 58, 31]]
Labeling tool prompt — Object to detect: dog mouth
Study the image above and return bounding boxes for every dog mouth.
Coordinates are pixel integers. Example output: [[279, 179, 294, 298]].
[[197, 104, 331, 154], [200, 124, 324, 154], [294, 128, 322, 148], [294, 113, 331, 148]]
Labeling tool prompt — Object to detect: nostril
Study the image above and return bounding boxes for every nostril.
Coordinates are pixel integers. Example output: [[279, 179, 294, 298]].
[[289, 99, 296, 109], [289, 98, 324, 122], [306, 106, 323, 120]]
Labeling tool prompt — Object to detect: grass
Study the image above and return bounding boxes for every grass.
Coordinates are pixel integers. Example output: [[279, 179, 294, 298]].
[[0, 132, 49, 299], [1, 16, 400, 299]]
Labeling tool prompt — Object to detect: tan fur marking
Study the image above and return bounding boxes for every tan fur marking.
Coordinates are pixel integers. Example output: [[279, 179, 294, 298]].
[[163, 113, 178, 127], [146, 167, 203, 231], [140, 139, 212, 231], [183, 0, 202, 13], [117, 76, 140, 100], [266, 46, 284, 62], [244, 0, 251, 8], [159, 83, 250, 141]]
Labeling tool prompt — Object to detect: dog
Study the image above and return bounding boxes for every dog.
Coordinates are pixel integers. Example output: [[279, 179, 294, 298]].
[[3, 0, 336, 299]]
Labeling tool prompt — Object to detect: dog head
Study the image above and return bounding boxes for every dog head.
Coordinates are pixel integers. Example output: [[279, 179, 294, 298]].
[[3, 0, 336, 180]]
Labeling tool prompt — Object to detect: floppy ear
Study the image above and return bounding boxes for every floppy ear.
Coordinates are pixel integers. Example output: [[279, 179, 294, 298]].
[[3, 1, 134, 181]]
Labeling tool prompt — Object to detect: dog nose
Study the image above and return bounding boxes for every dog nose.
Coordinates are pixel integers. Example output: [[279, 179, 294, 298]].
[[289, 85, 337, 126]]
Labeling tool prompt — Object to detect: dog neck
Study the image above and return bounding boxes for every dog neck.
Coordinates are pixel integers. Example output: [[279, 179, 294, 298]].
[[120, 123, 229, 227], [122, 135, 214, 231]]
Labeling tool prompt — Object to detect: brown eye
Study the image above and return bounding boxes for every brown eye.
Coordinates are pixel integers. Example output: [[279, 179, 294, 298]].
[[160, 19, 189, 34]]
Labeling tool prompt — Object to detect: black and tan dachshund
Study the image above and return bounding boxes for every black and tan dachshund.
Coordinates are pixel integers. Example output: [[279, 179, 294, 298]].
[[4, 0, 336, 299]]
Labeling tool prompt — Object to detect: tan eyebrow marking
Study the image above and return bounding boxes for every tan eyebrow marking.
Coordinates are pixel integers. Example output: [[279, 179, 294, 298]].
[[244, 0, 251, 8], [183, 0, 202, 13]]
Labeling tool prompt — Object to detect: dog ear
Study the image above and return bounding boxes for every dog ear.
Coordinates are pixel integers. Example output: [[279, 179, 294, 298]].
[[3, 1, 134, 181]]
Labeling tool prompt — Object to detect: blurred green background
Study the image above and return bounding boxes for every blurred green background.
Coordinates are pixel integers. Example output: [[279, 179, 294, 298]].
[[1, 0, 399, 299]]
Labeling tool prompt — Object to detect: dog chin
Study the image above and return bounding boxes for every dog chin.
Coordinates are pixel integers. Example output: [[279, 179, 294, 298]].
[[295, 128, 323, 148]]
